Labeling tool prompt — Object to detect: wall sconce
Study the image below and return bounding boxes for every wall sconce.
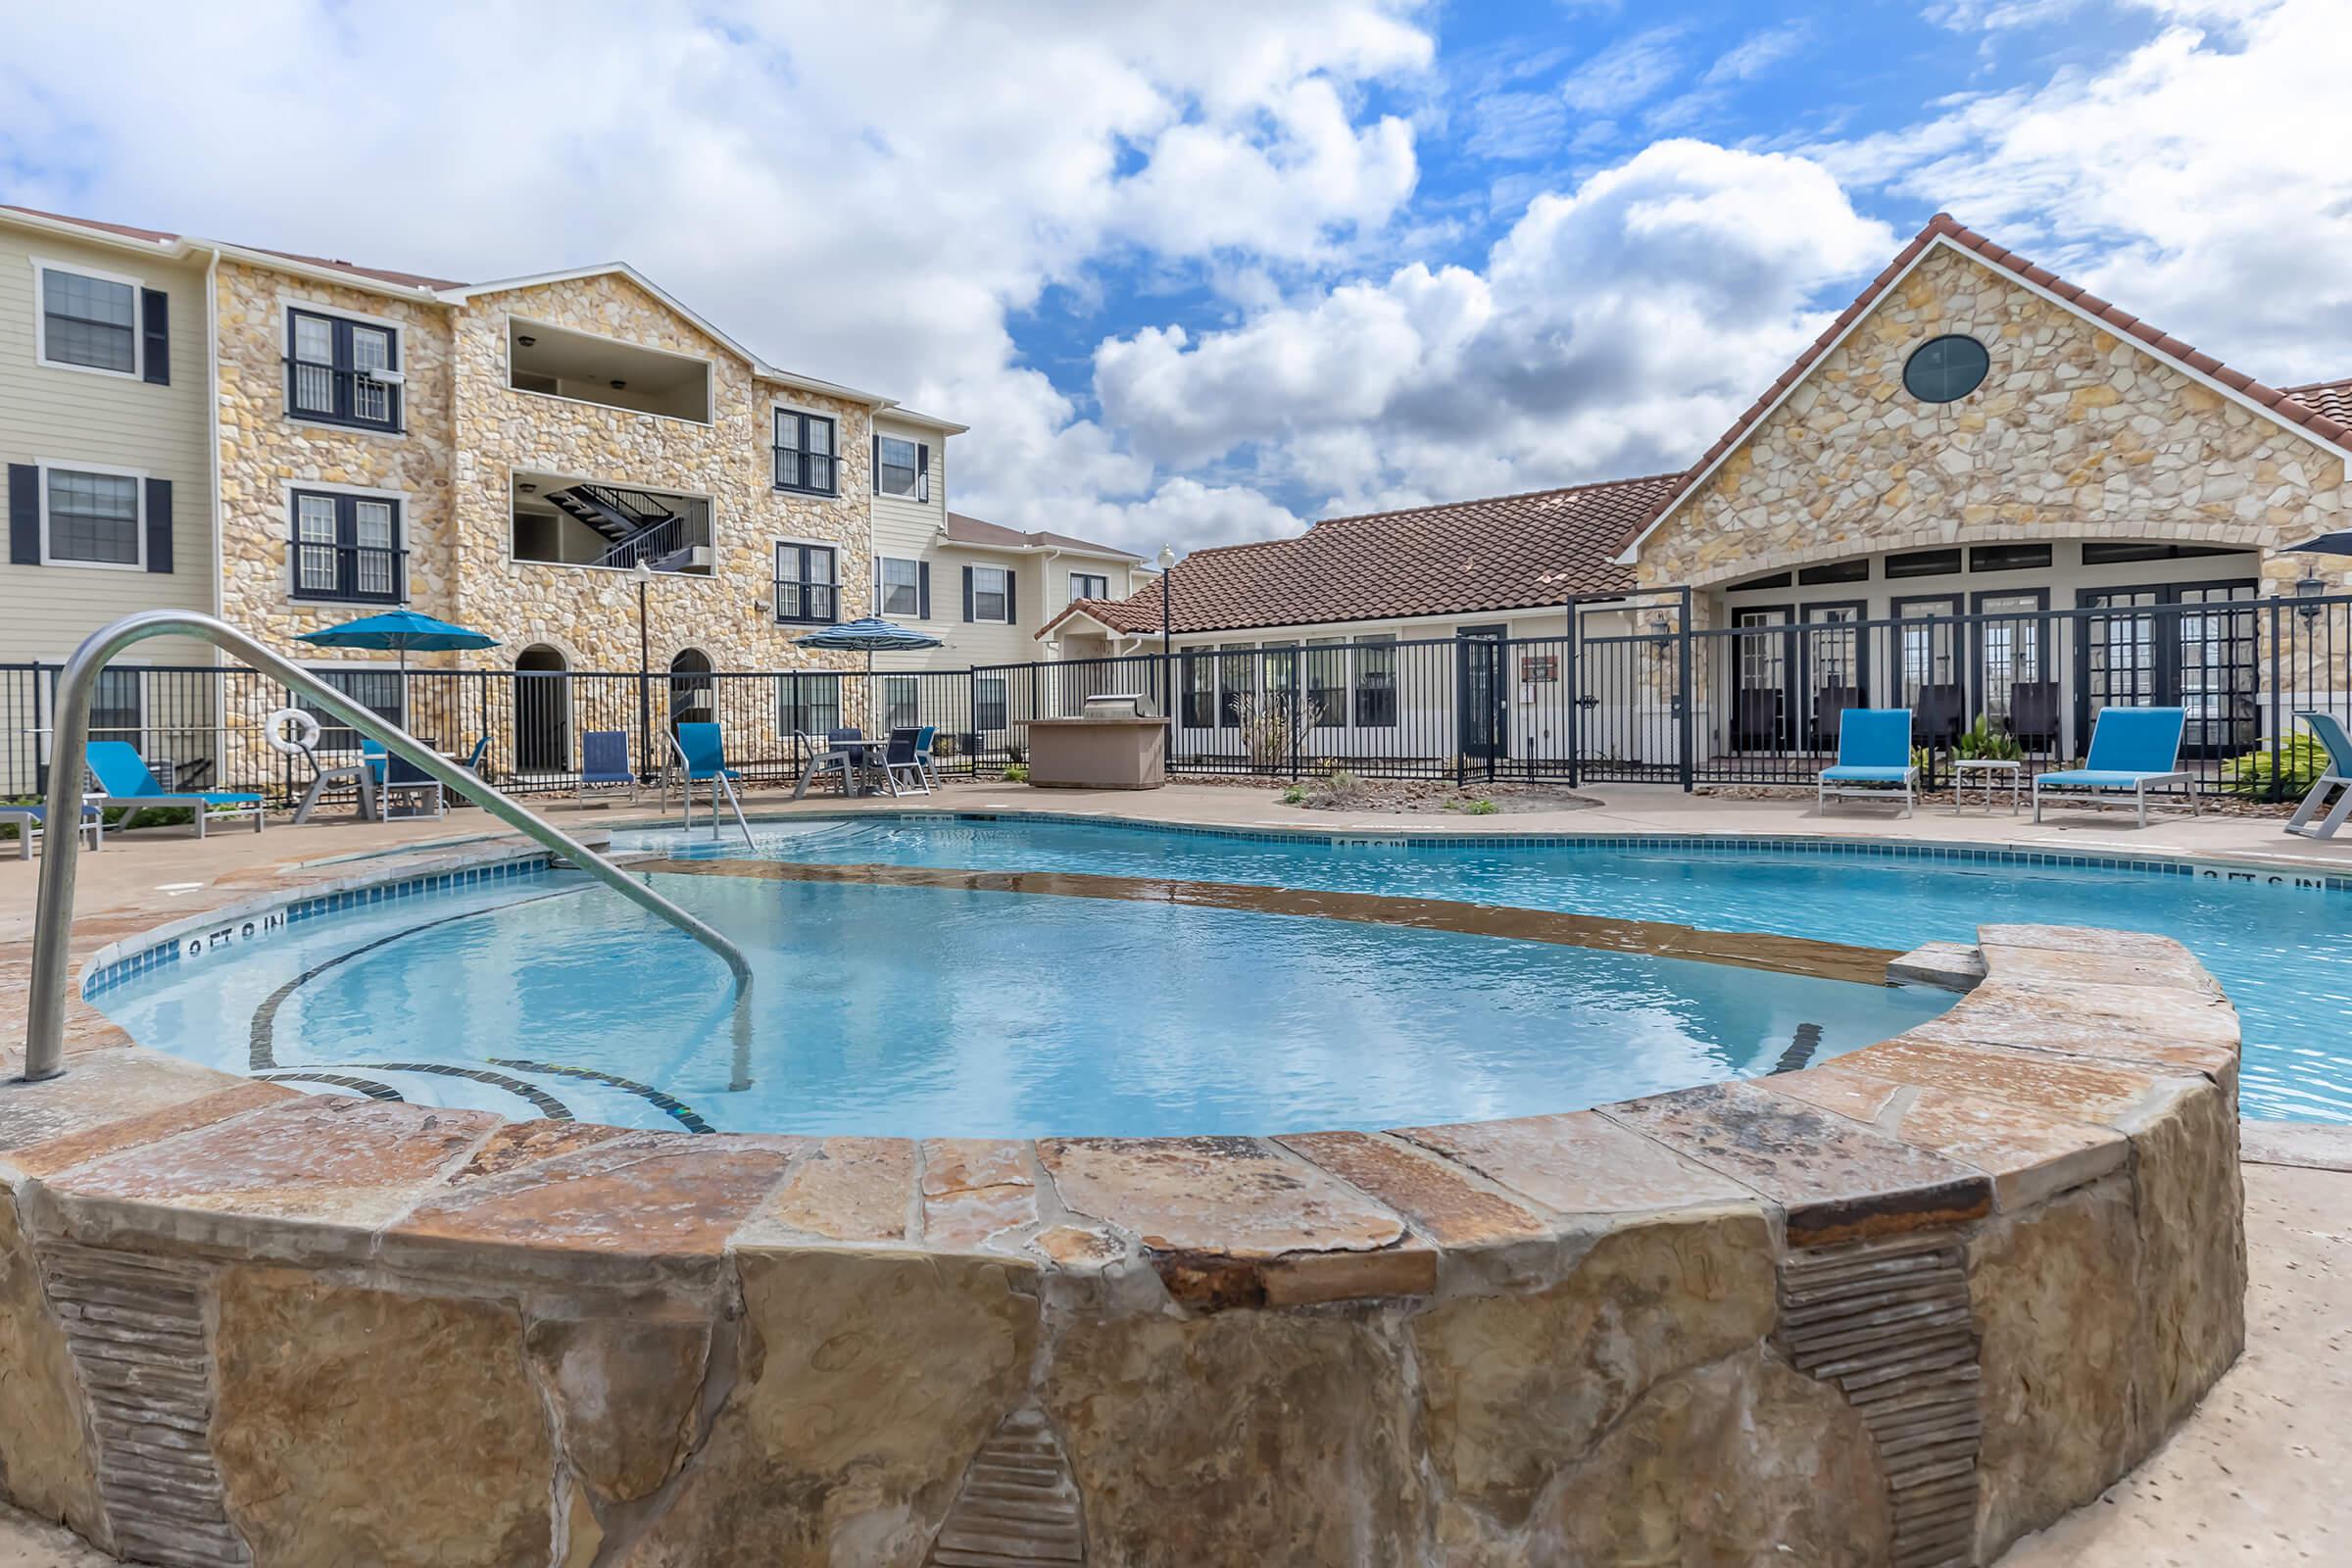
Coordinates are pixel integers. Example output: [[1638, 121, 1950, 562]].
[[516, 334, 537, 348], [2296, 574, 2328, 622], [753, 597, 773, 617]]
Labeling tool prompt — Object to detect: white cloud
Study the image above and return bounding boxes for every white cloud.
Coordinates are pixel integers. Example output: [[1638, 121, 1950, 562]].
[[1827, 0, 2352, 383], [1095, 139, 1895, 520], [1702, 23, 1810, 84], [1559, 27, 1690, 114], [0, 0, 1435, 556]]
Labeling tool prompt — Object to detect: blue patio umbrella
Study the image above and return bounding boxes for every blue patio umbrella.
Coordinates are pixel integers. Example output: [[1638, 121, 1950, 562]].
[[795, 616, 946, 727], [294, 609, 500, 677]]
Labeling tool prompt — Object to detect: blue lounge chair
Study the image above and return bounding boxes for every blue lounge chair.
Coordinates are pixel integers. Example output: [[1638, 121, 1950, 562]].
[[2033, 706, 2196, 828], [1816, 709, 1918, 817], [84, 741, 265, 838], [0, 803, 103, 859], [670, 722, 753, 846], [579, 730, 637, 803], [2286, 711, 2352, 842]]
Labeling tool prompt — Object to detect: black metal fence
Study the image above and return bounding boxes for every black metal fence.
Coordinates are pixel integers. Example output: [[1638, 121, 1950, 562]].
[[6, 590, 2348, 804]]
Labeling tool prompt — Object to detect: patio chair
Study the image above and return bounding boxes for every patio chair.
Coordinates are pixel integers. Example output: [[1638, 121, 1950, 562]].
[[1816, 709, 1918, 818], [2006, 680, 2062, 753], [579, 730, 637, 803], [0, 803, 103, 859], [83, 741, 265, 838], [2032, 707, 2195, 828], [671, 722, 754, 845], [362, 739, 444, 820], [1913, 684, 1965, 752], [289, 738, 379, 824], [2285, 711, 2352, 842], [915, 725, 943, 789], [1810, 685, 1861, 752], [1733, 688, 1782, 752], [879, 726, 934, 796]]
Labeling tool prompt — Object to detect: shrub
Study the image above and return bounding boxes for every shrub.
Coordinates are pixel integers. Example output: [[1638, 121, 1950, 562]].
[[1954, 713, 2022, 762], [1001, 763, 1030, 784], [1228, 692, 1326, 771], [1454, 798, 1500, 815], [2219, 732, 2331, 799], [1320, 767, 1367, 807], [1279, 784, 1307, 806]]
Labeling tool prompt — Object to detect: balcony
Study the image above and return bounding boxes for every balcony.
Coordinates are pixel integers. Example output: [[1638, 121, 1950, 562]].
[[512, 472, 713, 575], [508, 318, 712, 423]]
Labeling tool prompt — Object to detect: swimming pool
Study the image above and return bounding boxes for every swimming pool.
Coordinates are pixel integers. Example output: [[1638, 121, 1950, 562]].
[[88, 825, 1952, 1139], [671, 814, 2344, 1120]]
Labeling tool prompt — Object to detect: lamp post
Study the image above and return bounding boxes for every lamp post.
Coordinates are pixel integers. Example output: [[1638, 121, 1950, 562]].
[[1157, 545, 1177, 718], [633, 557, 655, 778]]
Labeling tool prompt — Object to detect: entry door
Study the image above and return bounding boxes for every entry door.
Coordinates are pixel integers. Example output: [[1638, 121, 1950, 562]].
[[1799, 602, 1868, 751], [1730, 607, 1790, 752], [1457, 625, 1507, 761], [1971, 590, 2050, 737], [514, 668, 570, 774], [2079, 581, 2258, 757]]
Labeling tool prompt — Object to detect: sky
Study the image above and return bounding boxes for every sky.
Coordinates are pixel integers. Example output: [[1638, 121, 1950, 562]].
[[4, 0, 2348, 560]]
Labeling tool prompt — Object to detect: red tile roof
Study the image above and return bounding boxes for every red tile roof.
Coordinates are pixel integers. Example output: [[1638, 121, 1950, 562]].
[[2285, 376, 2352, 427], [945, 512, 1140, 561], [1042, 474, 1676, 639], [1625, 213, 2352, 555], [2, 205, 467, 290]]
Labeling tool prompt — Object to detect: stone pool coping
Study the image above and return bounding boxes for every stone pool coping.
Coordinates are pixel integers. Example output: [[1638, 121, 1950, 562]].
[[0, 825, 2249, 1566]]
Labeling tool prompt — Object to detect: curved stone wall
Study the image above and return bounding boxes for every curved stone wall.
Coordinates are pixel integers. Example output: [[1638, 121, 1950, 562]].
[[0, 849, 2244, 1567]]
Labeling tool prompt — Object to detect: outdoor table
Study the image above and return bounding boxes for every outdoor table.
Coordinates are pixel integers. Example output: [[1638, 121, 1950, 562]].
[[1951, 758, 2023, 815]]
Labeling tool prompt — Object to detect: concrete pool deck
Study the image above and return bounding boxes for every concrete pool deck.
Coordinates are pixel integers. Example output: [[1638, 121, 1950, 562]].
[[0, 778, 2320, 1564]]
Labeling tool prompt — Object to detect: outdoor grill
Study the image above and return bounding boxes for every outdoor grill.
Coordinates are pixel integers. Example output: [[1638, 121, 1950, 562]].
[[1027, 693, 1169, 788]]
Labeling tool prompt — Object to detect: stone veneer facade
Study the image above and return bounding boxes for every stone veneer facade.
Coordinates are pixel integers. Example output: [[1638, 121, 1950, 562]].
[[1632, 242, 2352, 616], [0, 826, 2249, 1568]]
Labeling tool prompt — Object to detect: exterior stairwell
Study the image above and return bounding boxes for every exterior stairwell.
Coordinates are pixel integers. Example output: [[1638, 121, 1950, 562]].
[[547, 483, 711, 573]]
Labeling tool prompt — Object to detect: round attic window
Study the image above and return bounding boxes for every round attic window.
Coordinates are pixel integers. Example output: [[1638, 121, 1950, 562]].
[[1903, 335, 1990, 403]]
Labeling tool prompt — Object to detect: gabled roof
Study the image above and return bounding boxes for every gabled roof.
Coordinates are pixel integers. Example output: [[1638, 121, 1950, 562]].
[[4, 204, 467, 288], [1618, 213, 2352, 564], [1038, 474, 1674, 640], [945, 513, 1141, 561]]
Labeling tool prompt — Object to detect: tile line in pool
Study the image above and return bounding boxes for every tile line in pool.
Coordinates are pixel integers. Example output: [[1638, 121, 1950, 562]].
[[247, 885, 591, 1071], [639, 857, 1904, 987]]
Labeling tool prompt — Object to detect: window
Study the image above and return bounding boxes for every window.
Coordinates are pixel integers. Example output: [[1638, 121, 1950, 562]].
[[773, 543, 838, 624], [1353, 636, 1397, 727], [1903, 335, 1989, 403], [1727, 569, 1792, 591], [1070, 571, 1109, 602], [1885, 548, 1962, 579], [1216, 643, 1255, 727], [300, 667, 405, 755], [285, 309, 402, 431], [1797, 559, 1869, 585], [975, 674, 1008, 733], [883, 675, 919, 730], [875, 435, 925, 499], [969, 565, 1011, 623], [877, 557, 923, 617], [1969, 543, 2051, 573], [290, 491, 404, 603], [1305, 638, 1346, 726], [2080, 541, 2246, 565], [779, 672, 841, 737], [38, 266, 137, 375], [1181, 652, 1215, 728], [44, 468, 142, 566], [773, 410, 837, 495], [90, 668, 144, 745]]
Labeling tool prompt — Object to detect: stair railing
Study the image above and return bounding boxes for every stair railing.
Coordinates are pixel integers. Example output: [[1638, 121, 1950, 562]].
[[19, 611, 753, 1083]]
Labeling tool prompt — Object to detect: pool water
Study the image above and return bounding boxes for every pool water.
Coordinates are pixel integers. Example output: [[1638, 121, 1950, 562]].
[[91, 837, 1948, 1139], [669, 816, 2350, 1121]]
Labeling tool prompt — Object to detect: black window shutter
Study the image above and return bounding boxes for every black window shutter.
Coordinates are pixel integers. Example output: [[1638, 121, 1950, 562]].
[[916, 444, 930, 504], [917, 562, 931, 620], [1005, 571, 1017, 625], [872, 435, 882, 494], [144, 478, 173, 574], [8, 466, 38, 565], [961, 564, 974, 622], [140, 290, 170, 385]]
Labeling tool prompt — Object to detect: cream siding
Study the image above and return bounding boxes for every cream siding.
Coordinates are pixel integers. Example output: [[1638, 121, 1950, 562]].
[[0, 222, 213, 666]]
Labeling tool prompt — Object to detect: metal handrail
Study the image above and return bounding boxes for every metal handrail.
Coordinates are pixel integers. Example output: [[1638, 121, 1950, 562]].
[[19, 611, 752, 1083]]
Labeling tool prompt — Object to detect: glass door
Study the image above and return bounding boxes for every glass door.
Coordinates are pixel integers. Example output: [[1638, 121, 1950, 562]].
[[1799, 602, 1867, 752], [1971, 589, 2050, 740], [1730, 607, 1790, 752], [2080, 581, 2257, 757], [1457, 624, 1507, 761]]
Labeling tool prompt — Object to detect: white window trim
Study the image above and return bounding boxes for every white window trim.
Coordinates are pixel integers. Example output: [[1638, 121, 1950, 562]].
[[969, 564, 1014, 624], [277, 478, 412, 605], [31, 258, 145, 381], [876, 555, 924, 618], [36, 459, 147, 571], [1069, 570, 1109, 603], [771, 402, 842, 498], [875, 434, 925, 501], [503, 313, 717, 428], [274, 291, 409, 438]]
